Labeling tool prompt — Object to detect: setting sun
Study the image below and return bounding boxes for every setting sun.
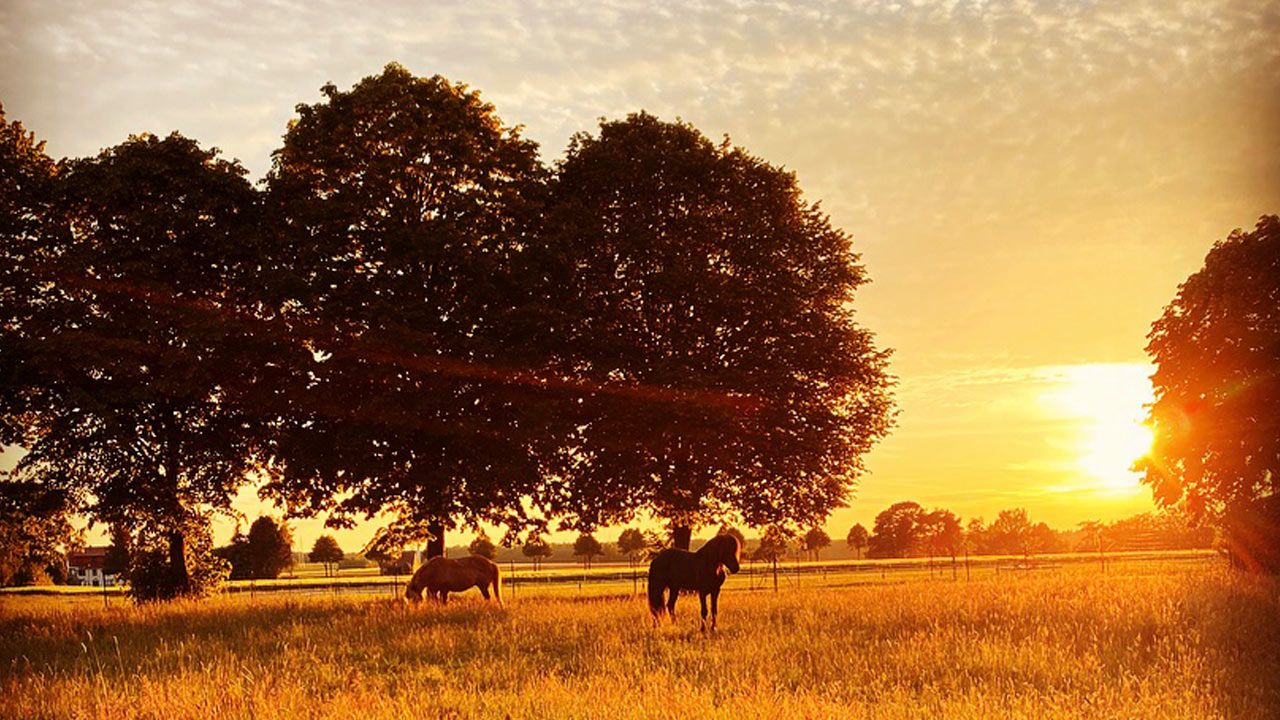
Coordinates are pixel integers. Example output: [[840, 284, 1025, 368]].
[[1045, 364, 1154, 495]]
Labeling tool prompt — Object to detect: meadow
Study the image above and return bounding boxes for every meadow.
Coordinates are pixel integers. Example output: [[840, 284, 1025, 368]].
[[3, 563, 1277, 719]]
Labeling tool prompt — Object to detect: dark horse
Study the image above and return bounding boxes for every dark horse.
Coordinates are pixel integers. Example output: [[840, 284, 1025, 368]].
[[647, 534, 741, 631]]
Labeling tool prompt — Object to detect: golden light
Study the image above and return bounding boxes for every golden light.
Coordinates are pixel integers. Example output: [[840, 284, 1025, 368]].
[[1045, 364, 1154, 494]]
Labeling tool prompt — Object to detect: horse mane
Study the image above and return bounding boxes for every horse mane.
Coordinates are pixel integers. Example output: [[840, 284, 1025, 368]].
[[697, 534, 740, 573]]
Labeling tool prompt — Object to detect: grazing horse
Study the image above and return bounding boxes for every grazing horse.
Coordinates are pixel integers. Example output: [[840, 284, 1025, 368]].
[[405, 555, 502, 605], [647, 534, 741, 631]]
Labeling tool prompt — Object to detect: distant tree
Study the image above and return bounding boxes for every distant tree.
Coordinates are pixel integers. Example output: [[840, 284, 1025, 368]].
[[987, 509, 1034, 556], [1029, 522, 1064, 555], [642, 529, 670, 556], [1, 130, 269, 599], [572, 533, 605, 570], [920, 509, 962, 567], [362, 527, 413, 575], [965, 517, 988, 555], [522, 536, 553, 570], [539, 112, 894, 549], [261, 64, 550, 560], [752, 526, 791, 564], [309, 535, 344, 577], [0, 481, 80, 586], [468, 531, 498, 560], [214, 531, 252, 580], [246, 516, 294, 579], [617, 528, 648, 569], [845, 523, 869, 560], [1138, 215, 1280, 572], [802, 527, 832, 561], [868, 502, 924, 558], [1078, 520, 1108, 569]]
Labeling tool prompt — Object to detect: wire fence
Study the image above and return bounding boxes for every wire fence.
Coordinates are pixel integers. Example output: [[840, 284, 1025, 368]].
[[4, 550, 1219, 605]]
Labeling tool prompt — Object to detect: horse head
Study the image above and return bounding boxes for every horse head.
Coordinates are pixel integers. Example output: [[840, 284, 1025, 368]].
[[404, 576, 425, 603], [719, 534, 741, 574]]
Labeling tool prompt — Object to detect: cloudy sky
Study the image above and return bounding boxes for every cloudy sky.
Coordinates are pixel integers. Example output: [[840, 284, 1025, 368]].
[[3, 0, 1278, 549]]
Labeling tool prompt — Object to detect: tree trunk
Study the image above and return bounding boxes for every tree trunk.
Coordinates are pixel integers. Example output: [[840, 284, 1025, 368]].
[[167, 529, 189, 595], [672, 525, 692, 551], [426, 520, 445, 559]]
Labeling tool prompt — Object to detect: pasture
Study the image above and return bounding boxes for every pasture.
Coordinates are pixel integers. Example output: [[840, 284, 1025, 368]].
[[3, 563, 1277, 719]]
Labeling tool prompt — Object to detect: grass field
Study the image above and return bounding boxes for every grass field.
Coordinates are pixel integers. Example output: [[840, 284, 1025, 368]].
[[3, 563, 1277, 719]]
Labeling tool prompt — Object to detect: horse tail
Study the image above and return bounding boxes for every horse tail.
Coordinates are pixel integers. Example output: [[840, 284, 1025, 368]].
[[492, 562, 503, 606], [647, 554, 666, 619]]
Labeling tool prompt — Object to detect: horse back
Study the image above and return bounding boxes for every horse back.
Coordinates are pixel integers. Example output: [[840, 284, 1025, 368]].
[[649, 548, 713, 591]]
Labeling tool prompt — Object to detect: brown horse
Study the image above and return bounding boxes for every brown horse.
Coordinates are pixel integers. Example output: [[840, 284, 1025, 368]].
[[647, 534, 741, 631], [405, 555, 502, 605]]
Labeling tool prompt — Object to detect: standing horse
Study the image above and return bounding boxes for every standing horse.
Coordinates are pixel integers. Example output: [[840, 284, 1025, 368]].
[[405, 555, 502, 605], [647, 534, 741, 631]]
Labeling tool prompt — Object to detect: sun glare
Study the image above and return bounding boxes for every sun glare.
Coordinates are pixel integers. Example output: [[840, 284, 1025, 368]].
[[1046, 364, 1154, 494]]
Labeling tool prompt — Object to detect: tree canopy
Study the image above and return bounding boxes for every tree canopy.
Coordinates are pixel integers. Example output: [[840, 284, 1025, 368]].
[[261, 64, 551, 556], [868, 501, 924, 558], [468, 532, 497, 560], [1139, 215, 1280, 571], [845, 523, 869, 559], [1, 129, 267, 597], [538, 112, 894, 546], [309, 535, 344, 576], [802, 527, 831, 561], [245, 516, 294, 579], [572, 533, 604, 569]]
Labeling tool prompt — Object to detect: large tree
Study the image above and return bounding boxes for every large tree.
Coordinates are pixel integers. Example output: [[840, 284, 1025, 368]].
[[0, 106, 58, 448], [1, 129, 267, 598], [261, 64, 551, 557], [1139, 215, 1280, 571], [540, 112, 894, 548]]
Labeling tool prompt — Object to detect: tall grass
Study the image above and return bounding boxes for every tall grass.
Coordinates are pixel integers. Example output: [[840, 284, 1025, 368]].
[[3, 566, 1276, 719]]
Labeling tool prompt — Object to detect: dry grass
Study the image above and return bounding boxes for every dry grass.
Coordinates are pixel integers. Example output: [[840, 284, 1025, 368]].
[[2, 565, 1277, 719]]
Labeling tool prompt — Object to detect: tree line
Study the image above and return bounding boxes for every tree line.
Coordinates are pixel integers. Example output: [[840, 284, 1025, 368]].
[[0, 63, 894, 599]]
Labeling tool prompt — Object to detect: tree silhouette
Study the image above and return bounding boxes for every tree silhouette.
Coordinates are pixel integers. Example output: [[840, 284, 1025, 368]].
[[572, 533, 604, 570], [521, 535, 553, 570], [845, 523, 869, 560], [468, 531, 497, 560], [751, 526, 789, 563], [919, 509, 961, 575], [802, 527, 831, 561], [987, 509, 1033, 557], [245, 517, 293, 579], [309, 535, 344, 577], [1138, 215, 1280, 572], [0, 105, 57, 450], [617, 528, 648, 569], [538, 112, 894, 548], [261, 64, 549, 559], [868, 502, 924, 558], [1, 129, 267, 599]]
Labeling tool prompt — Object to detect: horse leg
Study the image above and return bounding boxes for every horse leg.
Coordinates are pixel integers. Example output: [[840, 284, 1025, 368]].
[[439, 590, 449, 605], [667, 586, 678, 619], [478, 583, 490, 600], [710, 589, 720, 631], [699, 591, 709, 632]]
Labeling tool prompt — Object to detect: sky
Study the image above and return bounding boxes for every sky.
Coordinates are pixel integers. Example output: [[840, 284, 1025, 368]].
[[2, 0, 1278, 551]]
